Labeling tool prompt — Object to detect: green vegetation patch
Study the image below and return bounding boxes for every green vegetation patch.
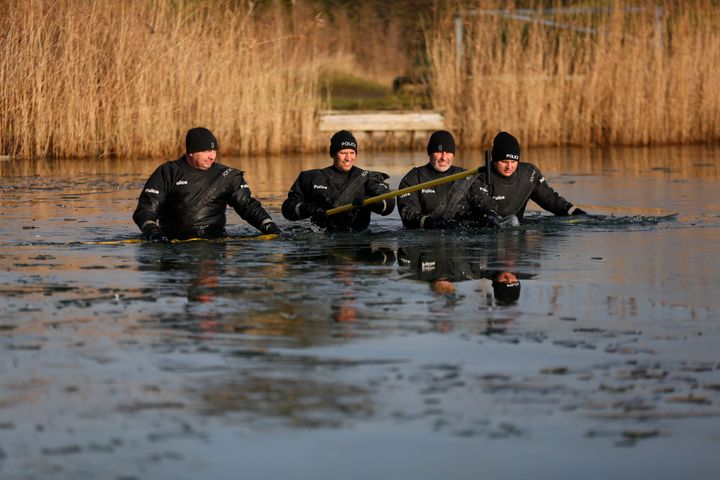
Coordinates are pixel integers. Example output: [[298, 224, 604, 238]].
[[320, 70, 430, 111]]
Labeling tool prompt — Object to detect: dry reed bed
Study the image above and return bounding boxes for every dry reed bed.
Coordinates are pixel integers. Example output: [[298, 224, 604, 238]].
[[0, 0, 322, 158], [427, 1, 720, 148], [0, 0, 416, 159], [2, 1, 719, 159]]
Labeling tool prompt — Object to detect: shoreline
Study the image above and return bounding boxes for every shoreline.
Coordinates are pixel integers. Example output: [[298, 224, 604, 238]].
[[2, 138, 719, 162]]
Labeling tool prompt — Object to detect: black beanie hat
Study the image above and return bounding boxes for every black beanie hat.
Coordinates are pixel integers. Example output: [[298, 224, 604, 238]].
[[329, 130, 358, 157], [492, 131, 520, 162], [186, 127, 218, 154], [492, 279, 521, 305], [427, 130, 455, 155]]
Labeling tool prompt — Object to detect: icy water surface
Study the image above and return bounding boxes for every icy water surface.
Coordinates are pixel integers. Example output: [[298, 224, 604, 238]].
[[1, 146, 720, 479]]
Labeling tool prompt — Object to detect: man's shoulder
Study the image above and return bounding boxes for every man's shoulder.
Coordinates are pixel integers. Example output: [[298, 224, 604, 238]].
[[519, 162, 541, 173], [476, 165, 489, 178], [289, 168, 325, 189], [210, 161, 232, 171], [400, 165, 424, 182], [299, 167, 325, 180], [348, 166, 388, 181], [517, 162, 544, 182], [160, 157, 184, 170], [163, 156, 206, 176], [147, 158, 182, 179], [210, 162, 245, 178], [362, 167, 390, 182], [367, 170, 390, 181]]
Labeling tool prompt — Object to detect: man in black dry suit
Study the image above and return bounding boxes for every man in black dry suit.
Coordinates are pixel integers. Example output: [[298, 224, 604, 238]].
[[133, 127, 281, 241], [281, 130, 394, 232], [474, 131, 587, 223], [397, 130, 499, 229]]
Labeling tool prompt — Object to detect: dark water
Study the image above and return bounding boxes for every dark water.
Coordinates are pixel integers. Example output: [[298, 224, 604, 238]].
[[1, 146, 720, 479]]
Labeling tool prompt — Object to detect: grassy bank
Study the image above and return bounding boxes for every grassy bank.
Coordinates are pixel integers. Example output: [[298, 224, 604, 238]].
[[427, 0, 720, 148], [320, 71, 431, 110]]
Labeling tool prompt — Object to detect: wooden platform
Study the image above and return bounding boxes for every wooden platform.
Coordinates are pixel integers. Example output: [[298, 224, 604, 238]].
[[318, 111, 445, 133]]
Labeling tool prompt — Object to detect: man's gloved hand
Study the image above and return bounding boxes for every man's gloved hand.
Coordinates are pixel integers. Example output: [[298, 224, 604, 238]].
[[423, 216, 438, 229], [149, 230, 169, 243], [352, 195, 366, 209], [571, 207, 588, 216], [310, 207, 329, 228], [142, 221, 168, 243], [443, 219, 460, 229], [424, 216, 457, 230], [299, 202, 324, 218], [487, 211, 501, 230], [261, 221, 281, 235]]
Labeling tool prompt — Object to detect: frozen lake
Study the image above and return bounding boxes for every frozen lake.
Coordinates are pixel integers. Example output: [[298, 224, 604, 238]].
[[1, 145, 719, 479]]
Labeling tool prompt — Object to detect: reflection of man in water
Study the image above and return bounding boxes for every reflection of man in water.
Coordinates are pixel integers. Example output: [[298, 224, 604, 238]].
[[332, 301, 358, 323], [432, 279, 455, 295], [398, 241, 525, 306], [491, 271, 521, 305], [278, 240, 396, 325], [397, 130, 499, 229], [398, 242, 480, 318], [474, 131, 588, 223], [397, 243, 482, 284], [133, 127, 281, 241], [135, 241, 226, 333], [281, 130, 395, 232], [329, 245, 396, 324]]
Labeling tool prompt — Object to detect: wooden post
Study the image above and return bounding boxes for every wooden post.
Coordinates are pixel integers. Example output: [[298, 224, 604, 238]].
[[654, 6, 664, 51], [455, 15, 463, 70]]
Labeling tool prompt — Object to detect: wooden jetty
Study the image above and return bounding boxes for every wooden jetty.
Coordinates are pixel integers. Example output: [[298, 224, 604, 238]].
[[318, 110, 445, 150]]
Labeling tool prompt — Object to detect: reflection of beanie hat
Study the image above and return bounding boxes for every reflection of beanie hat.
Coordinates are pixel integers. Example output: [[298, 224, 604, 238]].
[[492, 279, 521, 305], [329, 130, 358, 157], [186, 127, 218, 153], [492, 131, 520, 162], [427, 130, 455, 155]]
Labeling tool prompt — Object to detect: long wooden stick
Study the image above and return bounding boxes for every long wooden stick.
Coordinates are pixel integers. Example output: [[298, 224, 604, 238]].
[[485, 150, 493, 191], [67, 234, 278, 245], [326, 166, 480, 216]]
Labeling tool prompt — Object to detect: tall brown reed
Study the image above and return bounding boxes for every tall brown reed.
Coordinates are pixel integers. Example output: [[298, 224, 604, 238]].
[[427, 0, 720, 148], [0, 0, 325, 158], [0, 0, 427, 159]]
